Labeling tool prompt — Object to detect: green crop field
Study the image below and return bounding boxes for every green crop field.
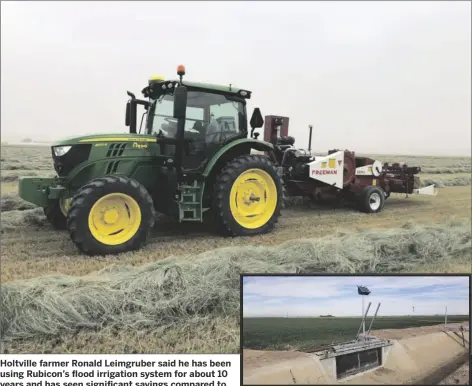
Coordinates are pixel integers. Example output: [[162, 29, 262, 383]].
[[243, 315, 470, 351]]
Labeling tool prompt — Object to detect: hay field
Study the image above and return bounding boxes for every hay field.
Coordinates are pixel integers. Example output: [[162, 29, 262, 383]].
[[242, 315, 470, 351], [0, 144, 471, 354]]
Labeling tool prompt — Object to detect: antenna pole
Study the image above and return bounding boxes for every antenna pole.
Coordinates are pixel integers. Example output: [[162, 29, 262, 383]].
[[356, 301, 372, 340], [308, 124, 313, 153], [366, 302, 381, 336]]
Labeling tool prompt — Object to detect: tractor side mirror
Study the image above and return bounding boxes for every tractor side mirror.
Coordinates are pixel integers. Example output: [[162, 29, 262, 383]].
[[250, 108, 264, 139], [126, 91, 138, 133], [250, 108, 264, 129], [173, 86, 188, 119], [125, 101, 131, 126]]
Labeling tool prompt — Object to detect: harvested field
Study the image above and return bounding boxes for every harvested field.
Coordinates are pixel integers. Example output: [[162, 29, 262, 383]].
[[0, 145, 471, 353]]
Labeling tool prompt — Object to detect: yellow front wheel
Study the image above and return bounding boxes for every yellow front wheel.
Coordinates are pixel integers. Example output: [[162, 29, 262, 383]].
[[59, 198, 72, 217], [213, 154, 282, 236], [88, 193, 142, 246], [67, 176, 155, 256]]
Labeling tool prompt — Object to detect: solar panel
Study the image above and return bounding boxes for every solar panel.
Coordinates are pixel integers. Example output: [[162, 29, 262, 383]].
[[357, 285, 371, 295]]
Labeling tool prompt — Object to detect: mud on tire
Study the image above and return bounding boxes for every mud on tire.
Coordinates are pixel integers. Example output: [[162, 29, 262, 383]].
[[67, 175, 155, 256], [212, 154, 283, 236]]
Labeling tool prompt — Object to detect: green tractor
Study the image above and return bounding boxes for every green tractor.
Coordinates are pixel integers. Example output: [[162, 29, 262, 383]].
[[18, 65, 283, 255]]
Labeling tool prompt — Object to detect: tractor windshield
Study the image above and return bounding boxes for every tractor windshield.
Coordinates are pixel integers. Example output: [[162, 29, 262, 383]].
[[147, 90, 247, 144]]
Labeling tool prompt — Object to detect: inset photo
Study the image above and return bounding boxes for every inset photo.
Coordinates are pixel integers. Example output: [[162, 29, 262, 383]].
[[242, 275, 470, 385]]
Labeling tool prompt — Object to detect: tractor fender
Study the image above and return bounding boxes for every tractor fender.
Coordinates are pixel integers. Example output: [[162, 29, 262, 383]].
[[202, 139, 274, 178]]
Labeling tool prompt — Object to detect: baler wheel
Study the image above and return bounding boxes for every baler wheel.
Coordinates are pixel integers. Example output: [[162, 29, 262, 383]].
[[66, 175, 155, 256], [43, 200, 67, 230], [212, 154, 282, 236], [357, 186, 385, 214]]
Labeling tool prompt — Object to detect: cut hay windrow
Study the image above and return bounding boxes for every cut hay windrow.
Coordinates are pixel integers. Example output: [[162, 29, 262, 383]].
[[0, 219, 470, 342], [0, 193, 37, 212], [0, 208, 48, 231], [421, 167, 471, 174], [421, 175, 472, 188]]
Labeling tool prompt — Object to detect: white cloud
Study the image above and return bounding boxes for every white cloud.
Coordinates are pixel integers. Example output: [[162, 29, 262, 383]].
[[243, 276, 469, 298], [243, 276, 470, 316]]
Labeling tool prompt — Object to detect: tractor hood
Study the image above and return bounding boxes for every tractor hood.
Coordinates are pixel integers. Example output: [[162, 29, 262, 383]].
[[53, 133, 156, 146]]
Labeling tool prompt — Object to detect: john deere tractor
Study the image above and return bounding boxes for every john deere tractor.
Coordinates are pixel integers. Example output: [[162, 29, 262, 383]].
[[18, 65, 283, 255]]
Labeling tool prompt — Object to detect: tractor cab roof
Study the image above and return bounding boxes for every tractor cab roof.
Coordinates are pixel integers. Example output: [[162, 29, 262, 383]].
[[142, 79, 252, 100]]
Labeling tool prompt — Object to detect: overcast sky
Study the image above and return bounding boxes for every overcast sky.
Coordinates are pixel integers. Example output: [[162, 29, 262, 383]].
[[1, 1, 471, 155], [243, 276, 470, 317]]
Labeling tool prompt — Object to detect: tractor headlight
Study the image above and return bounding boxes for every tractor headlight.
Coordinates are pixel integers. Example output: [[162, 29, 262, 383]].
[[53, 146, 72, 157]]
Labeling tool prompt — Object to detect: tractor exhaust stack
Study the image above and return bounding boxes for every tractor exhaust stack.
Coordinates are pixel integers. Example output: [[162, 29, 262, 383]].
[[308, 124, 313, 154]]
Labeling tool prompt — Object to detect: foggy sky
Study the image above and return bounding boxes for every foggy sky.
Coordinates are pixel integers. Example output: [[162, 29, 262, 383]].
[[1, 1, 471, 156]]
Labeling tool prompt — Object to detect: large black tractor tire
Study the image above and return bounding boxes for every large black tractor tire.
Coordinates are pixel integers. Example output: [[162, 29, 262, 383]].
[[357, 186, 385, 214], [212, 154, 283, 236], [66, 176, 155, 256], [43, 200, 67, 230]]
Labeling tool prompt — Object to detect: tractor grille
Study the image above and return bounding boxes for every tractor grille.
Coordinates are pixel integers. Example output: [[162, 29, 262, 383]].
[[106, 143, 127, 157], [105, 160, 121, 174], [52, 144, 92, 177]]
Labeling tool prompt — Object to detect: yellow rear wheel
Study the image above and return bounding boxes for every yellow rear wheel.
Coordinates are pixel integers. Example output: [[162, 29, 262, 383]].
[[213, 154, 282, 236], [229, 169, 278, 229], [88, 193, 142, 245]]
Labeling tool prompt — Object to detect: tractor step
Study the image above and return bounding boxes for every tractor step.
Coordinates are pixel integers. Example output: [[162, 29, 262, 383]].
[[178, 180, 204, 222]]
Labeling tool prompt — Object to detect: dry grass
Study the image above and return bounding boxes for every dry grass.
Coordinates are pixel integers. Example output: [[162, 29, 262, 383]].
[[0, 193, 37, 212], [1, 219, 470, 353], [0, 144, 471, 354], [420, 173, 471, 188]]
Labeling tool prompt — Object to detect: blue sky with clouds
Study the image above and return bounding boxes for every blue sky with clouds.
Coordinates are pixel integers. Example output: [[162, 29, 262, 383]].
[[243, 276, 470, 317]]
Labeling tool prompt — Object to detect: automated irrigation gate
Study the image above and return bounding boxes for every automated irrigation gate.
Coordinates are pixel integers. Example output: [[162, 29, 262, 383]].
[[307, 302, 394, 381]]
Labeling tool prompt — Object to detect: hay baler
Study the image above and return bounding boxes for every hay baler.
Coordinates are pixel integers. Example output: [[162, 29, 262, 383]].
[[18, 65, 436, 256], [261, 116, 437, 210]]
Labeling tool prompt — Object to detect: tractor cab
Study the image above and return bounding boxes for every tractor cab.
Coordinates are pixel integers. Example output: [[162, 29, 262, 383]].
[[125, 65, 265, 174]]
